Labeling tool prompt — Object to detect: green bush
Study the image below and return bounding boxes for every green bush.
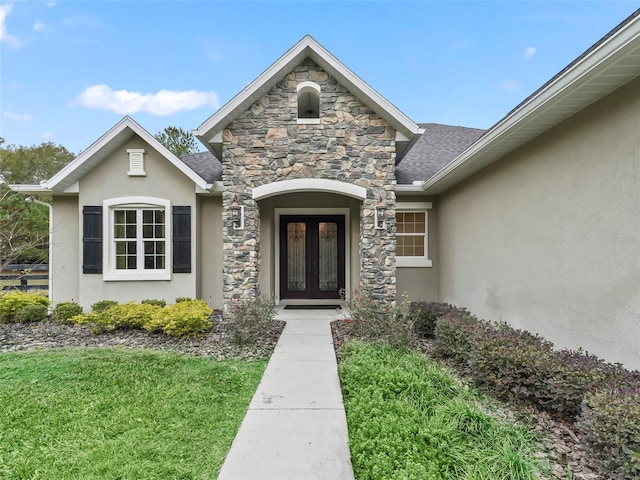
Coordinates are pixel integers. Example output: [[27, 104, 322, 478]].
[[73, 302, 160, 333], [410, 302, 468, 339], [147, 300, 212, 337], [141, 299, 167, 308], [53, 302, 83, 323], [15, 303, 49, 323], [343, 287, 414, 349], [0, 291, 49, 322], [432, 310, 488, 367], [91, 300, 118, 313], [224, 296, 276, 345], [175, 297, 192, 303], [577, 386, 640, 479]]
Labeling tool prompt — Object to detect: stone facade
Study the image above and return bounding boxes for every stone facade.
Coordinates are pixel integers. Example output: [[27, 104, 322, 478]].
[[221, 59, 397, 310]]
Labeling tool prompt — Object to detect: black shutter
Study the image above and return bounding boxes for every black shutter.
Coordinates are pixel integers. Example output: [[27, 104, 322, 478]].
[[83, 206, 102, 274], [173, 206, 191, 273]]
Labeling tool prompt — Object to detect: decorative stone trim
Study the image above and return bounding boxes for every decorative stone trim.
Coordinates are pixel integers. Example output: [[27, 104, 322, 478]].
[[221, 59, 398, 312]]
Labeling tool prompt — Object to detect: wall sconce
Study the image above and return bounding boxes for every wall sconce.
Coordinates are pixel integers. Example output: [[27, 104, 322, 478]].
[[230, 195, 245, 230], [374, 194, 385, 229]]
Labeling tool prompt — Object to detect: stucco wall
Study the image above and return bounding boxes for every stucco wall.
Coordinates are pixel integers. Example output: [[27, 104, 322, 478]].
[[51, 195, 79, 304], [437, 77, 640, 369], [75, 136, 198, 309], [198, 195, 223, 309], [396, 195, 439, 302]]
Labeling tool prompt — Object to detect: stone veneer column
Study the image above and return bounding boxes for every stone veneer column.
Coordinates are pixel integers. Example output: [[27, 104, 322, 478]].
[[360, 187, 396, 302], [221, 59, 399, 308]]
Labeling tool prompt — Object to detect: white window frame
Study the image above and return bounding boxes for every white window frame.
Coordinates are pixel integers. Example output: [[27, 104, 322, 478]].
[[396, 201, 432, 268], [103, 196, 171, 281]]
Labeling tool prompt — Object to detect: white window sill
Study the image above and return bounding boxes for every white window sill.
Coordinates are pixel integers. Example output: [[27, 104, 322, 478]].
[[103, 271, 171, 281], [397, 257, 433, 268], [127, 171, 146, 176], [297, 118, 320, 125]]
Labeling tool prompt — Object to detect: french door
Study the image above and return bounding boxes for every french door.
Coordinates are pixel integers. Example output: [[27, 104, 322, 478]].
[[279, 215, 345, 299]]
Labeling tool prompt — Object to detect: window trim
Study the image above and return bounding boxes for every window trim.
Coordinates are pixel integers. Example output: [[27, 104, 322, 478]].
[[103, 196, 171, 281], [396, 201, 432, 268], [297, 81, 321, 123]]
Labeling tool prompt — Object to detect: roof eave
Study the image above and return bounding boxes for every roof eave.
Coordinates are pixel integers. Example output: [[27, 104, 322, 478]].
[[424, 10, 640, 195]]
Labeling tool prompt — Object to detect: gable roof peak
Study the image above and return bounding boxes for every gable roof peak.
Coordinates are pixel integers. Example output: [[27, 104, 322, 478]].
[[45, 116, 208, 192], [194, 35, 421, 161]]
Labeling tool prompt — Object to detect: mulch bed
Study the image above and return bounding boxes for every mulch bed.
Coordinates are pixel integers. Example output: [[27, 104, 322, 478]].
[[330, 319, 603, 480], [0, 312, 286, 361]]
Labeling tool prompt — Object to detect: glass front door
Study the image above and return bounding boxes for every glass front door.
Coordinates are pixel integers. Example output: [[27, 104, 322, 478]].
[[280, 215, 345, 299]]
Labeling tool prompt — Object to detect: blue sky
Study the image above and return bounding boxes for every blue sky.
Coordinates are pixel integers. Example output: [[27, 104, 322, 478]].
[[1, 1, 638, 154]]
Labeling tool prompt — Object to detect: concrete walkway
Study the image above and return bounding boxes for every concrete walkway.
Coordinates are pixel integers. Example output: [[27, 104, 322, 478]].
[[217, 308, 355, 480]]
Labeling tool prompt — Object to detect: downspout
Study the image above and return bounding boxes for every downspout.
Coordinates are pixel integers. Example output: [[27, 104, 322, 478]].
[[26, 197, 53, 311]]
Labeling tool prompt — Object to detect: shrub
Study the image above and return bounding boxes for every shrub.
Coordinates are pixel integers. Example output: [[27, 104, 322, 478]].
[[15, 303, 49, 323], [175, 297, 192, 303], [470, 324, 558, 410], [0, 291, 49, 322], [73, 302, 160, 333], [147, 299, 212, 337], [342, 287, 414, 349], [224, 296, 276, 345], [577, 386, 640, 479], [53, 302, 83, 323], [409, 302, 468, 339], [432, 310, 488, 367], [141, 299, 167, 308], [91, 300, 118, 313]]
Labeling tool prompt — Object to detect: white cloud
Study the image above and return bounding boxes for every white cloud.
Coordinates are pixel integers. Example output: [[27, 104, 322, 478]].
[[524, 46, 536, 59], [3, 112, 34, 121], [33, 20, 46, 32], [0, 3, 23, 49], [75, 84, 220, 115], [499, 80, 520, 91]]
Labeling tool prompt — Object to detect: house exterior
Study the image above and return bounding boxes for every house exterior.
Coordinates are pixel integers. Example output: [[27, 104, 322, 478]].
[[11, 9, 640, 369]]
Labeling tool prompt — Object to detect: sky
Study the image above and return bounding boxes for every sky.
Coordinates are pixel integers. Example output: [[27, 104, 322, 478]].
[[1, 0, 638, 154]]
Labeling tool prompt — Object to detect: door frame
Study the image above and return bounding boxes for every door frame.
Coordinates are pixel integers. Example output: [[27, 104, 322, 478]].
[[275, 208, 351, 305]]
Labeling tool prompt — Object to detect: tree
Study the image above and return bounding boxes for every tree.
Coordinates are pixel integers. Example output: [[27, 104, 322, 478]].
[[154, 126, 198, 157], [0, 141, 74, 268], [0, 141, 75, 184]]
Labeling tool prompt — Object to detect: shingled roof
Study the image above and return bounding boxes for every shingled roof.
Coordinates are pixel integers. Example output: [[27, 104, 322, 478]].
[[179, 151, 222, 184], [178, 122, 485, 186], [396, 123, 485, 184]]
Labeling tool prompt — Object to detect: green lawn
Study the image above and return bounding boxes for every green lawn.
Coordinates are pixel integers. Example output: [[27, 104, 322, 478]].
[[339, 342, 546, 480], [0, 348, 266, 480]]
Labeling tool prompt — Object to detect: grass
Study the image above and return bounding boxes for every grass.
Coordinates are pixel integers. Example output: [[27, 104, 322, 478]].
[[0, 348, 266, 479], [339, 341, 546, 480]]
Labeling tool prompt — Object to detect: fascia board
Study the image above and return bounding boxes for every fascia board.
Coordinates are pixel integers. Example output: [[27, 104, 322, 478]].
[[424, 13, 640, 195], [48, 116, 208, 191], [8, 184, 52, 195], [194, 35, 421, 157]]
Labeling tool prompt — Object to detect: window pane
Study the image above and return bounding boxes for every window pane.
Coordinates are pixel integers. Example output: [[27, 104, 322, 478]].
[[155, 210, 164, 223], [144, 241, 154, 254], [115, 210, 125, 223], [143, 225, 153, 238], [156, 256, 164, 269], [156, 241, 165, 254], [126, 225, 136, 238], [127, 256, 137, 269], [114, 225, 125, 238], [155, 225, 165, 238], [143, 210, 153, 223], [126, 210, 136, 223]]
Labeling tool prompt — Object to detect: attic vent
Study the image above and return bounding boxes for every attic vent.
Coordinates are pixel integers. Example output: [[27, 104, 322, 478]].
[[127, 149, 146, 176], [297, 81, 320, 124]]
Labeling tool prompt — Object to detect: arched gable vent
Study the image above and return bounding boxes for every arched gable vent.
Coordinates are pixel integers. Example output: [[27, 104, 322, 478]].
[[297, 81, 320, 120]]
